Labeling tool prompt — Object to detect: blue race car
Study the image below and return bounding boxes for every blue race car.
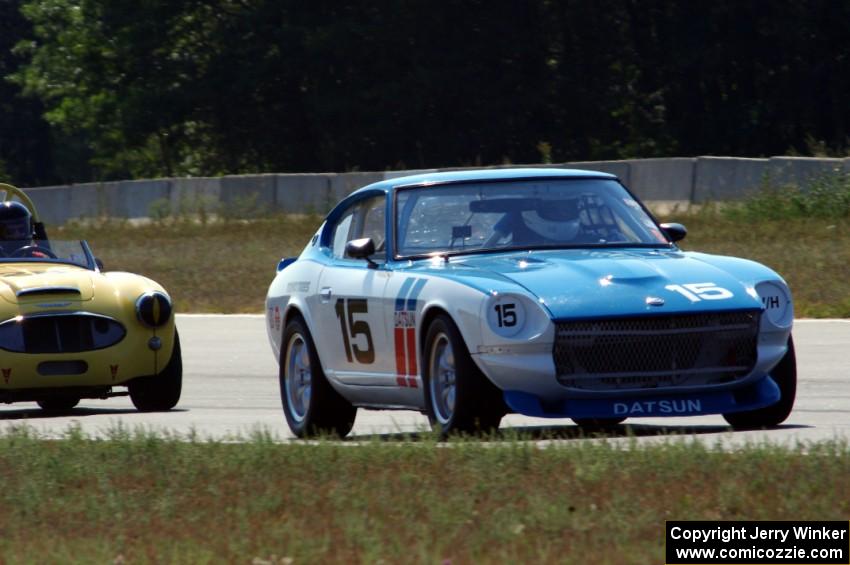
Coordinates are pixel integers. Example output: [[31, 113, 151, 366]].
[[265, 168, 795, 437]]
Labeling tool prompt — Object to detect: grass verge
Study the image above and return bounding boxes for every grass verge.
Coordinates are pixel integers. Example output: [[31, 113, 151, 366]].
[[672, 214, 850, 318], [53, 209, 850, 317], [55, 216, 323, 314], [0, 426, 848, 564]]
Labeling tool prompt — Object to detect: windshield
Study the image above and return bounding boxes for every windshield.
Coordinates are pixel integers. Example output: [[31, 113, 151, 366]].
[[0, 240, 96, 269], [395, 179, 670, 257]]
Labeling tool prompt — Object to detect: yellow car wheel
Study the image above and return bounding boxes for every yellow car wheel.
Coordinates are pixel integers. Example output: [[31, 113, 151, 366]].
[[37, 397, 80, 412], [129, 331, 183, 412]]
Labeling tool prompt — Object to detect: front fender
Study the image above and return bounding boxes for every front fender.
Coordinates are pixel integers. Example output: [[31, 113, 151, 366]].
[[265, 259, 324, 365]]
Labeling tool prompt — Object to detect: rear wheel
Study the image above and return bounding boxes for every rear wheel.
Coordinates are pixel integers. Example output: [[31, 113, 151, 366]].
[[37, 397, 80, 412], [724, 335, 796, 430], [423, 314, 505, 436], [129, 331, 183, 412], [280, 316, 356, 438]]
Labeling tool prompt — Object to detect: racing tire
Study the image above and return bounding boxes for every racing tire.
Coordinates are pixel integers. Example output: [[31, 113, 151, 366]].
[[423, 314, 506, 436], [723, 335, 797, 430], [37, 397, 80, 412], [571, 417, 627, 429], [280, 316, 356, 439], [129, 331, 183, 412]]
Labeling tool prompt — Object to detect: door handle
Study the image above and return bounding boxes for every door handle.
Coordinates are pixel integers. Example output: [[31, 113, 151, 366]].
[[320, 287, 332, 303]]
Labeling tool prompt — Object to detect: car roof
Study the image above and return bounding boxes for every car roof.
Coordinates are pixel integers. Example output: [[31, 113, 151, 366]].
[[350, 167, 618, 197]]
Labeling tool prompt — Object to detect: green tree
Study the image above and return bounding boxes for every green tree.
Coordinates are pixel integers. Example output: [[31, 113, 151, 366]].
[[13, 0, 203, 179], [0, 0, 59, 185], [10, 0, 850, 183]]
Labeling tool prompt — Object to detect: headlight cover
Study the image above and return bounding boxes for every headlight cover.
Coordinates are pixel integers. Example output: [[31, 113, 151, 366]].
[[486, 294, 527, 337], [756, 281, 793, 328], [136, 291, 173, 328]]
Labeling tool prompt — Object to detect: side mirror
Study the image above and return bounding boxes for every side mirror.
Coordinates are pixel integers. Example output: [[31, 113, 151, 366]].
[[345, 237, 378, 268], [95, 258, 105, 271], [659, 222, 687, 243]]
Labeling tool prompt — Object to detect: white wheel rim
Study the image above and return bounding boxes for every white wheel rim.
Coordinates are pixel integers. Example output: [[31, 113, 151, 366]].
[[284, 333, 311, 422], [429, 332, 456, 424]]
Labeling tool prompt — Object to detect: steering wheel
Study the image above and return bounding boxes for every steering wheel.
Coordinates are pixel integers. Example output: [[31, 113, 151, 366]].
[[10, 245, 57, 259]]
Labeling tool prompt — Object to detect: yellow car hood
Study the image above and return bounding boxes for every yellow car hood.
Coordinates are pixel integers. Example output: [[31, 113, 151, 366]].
[[0, 263, 95, 304]]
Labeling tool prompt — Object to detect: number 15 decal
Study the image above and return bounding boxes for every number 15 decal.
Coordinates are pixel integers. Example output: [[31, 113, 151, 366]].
[[334, 298, 375, 364], [665, 282, 733, 302], [494, 303, 517, 327]]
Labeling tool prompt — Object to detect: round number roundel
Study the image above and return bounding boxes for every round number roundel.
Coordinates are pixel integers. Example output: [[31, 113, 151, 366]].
[[487, 296, 526, 337], [757, 282, 792, 327]]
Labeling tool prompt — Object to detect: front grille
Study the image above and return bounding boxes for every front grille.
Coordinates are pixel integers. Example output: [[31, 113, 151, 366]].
[[554, 311, 759, 391], [38, 361, 89, 376], [0, 313, 126, 354]]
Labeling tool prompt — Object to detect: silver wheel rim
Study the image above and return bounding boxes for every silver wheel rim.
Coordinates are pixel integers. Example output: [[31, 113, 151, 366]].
[[284, 332, 311, 422], [429, 332, 456, 425]]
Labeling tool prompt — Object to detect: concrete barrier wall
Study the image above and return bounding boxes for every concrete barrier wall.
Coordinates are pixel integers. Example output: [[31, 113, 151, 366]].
[[274, 174, 332, 214], [692, 157, 769, 202], [169, 177, 221, 215], [624, 157, 696, 202], [563, 160, 632, 186], [26, 185, 72, 225], [18, 156, 850, 221], [766, 156, 847, 188]]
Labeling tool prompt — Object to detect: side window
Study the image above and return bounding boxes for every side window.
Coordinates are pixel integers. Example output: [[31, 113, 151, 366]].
[[360, 196, 386, 254], [329, 195, 386, 260], [331, 211, 354, 259]]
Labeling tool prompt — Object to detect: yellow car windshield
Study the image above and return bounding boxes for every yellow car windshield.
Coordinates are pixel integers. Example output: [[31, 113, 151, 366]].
[[0, 240, 96, 269]]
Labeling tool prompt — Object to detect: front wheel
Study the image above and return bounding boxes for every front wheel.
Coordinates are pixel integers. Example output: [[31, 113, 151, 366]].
[[423, 314, 505, 436], [724, 335, 797, 430], [37, 397, 80, 412], [280, 316, 356, 438], [129, 331, 183, 412], [572, 417, 626, 430]]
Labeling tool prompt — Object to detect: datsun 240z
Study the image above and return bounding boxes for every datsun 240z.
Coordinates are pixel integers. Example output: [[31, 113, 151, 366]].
[[265, 169, 795, 437]]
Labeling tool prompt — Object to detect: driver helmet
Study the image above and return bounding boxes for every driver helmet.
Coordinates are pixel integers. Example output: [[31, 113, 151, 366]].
[[522, 198, 581, 241], [0, 201, 33, 241]]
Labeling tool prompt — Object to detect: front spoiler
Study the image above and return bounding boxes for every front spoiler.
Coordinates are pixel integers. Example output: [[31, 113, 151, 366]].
[[503, 375, 780, 419]]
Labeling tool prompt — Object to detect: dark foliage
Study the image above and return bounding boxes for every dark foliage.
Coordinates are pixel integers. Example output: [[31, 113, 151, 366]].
[[2, 0, 849, 183]]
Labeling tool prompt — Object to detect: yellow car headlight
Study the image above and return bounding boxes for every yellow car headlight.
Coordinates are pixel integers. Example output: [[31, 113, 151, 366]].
[[135, 291, 173, 328]]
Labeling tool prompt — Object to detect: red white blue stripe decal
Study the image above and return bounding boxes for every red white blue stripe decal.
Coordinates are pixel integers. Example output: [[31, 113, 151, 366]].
[[394, 278, 426, 387]]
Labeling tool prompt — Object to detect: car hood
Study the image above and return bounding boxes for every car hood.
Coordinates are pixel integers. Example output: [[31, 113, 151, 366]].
[[449, 249, 766, 319], [0, 263, 96, 305]]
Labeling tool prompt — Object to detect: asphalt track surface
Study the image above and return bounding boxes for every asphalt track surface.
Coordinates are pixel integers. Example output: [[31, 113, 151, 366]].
[[0, 316, 847, 446]]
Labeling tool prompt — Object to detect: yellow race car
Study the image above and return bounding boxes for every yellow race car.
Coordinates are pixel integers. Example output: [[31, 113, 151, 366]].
[[0, 183, 181, 412]]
